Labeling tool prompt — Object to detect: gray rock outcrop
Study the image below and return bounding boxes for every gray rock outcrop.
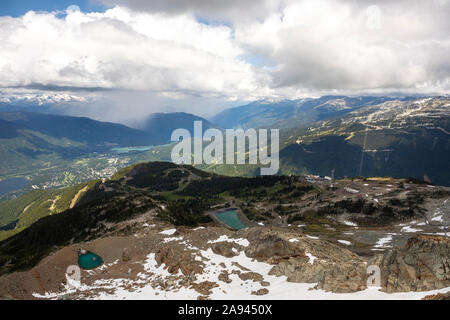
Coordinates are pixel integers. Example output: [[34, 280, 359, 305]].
[[369, 234, 450, 292]]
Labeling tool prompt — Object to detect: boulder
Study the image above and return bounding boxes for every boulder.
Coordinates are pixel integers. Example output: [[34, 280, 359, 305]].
[[238, 272, 264, 282], [245, 234, 305, 263], [251, 288, 269, 296], [155, 245, 204, 276], [211, 242, 239, 258]]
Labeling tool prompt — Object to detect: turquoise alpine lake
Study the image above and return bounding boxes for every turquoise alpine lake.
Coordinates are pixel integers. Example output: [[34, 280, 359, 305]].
[[215, 210, 246, 230], [111, 146, 153, 154], [78, 251, 103, 270]]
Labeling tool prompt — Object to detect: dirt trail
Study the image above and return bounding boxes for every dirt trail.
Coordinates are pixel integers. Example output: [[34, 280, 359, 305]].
[[69, 186, 88, 209], [49, 195, 61, 213], [22, 202, 34, 214]]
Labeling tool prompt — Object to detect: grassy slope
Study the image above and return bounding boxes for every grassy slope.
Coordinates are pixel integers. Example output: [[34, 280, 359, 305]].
[[0, 180, 99, 241]]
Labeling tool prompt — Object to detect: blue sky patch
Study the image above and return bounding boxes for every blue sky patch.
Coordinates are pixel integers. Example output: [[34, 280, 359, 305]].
[[0, 0, 108, 17]]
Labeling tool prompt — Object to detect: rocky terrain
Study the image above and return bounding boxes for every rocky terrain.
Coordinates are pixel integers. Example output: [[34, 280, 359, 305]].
[[0, 223, 448, 300], [369, 234, 449, 293], [0, 162, 448, 300]]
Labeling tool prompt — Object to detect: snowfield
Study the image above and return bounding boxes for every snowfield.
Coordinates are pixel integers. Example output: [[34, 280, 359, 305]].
[[32, 247, 450, 300]]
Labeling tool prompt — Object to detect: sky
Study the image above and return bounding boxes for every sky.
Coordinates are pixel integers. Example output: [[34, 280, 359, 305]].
[[0, 0, 449, 124], [0, 0, 108, 17]]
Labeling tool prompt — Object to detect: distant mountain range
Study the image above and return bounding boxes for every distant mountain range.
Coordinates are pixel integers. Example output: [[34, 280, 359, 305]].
[[0, 111, 153, 147], [138, 112, 218, 143], [1, 95, 449, 188], [278, 97, 450, 186], [210, 96, 419, 129], [209, 96, 449, 185]]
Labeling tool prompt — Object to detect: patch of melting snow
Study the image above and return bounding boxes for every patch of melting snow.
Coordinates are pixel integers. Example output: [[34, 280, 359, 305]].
[[431, 215, 443, 222], [257, 222, 264, 226], [338, 240, 352, 246], [207, 235, 250, 247], [343, 220, 357, 227], [32, 248, 450, 300], [373, 234, 394, 250], [398, 220, 418, 227], [162, 236, 184, 243], [160, 229, 176, 236], [306, 235, 319, 240], [193, 226, 205, 230], [305, 252, 317, 264], [400, 226, 422, 233], [142, 253, 178, 277], [289, 239, 299, 243]]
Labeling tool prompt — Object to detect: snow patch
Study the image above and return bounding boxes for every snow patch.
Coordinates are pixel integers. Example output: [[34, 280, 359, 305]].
[[305, 252, 317, 265], [401, 226, 422, 233], [373, 234, 394, 250], [343, 220, 357, 227], [207, 235, 250, 247], [160, 229, 176, 236]]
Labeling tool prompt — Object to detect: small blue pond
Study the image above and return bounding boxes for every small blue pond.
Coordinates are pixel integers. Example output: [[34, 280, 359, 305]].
[[111, 146, 153, 154], [216, 210, 246, 230], [78, 251, 103, 270]]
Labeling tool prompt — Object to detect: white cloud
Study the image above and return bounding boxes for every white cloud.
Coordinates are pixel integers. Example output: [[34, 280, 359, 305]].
[[0, 0, 449, 121], [233, 0, 450, 96], [101, 0, 450, 95], [0, 7, 271, 101], [100, 0, 283, 23]]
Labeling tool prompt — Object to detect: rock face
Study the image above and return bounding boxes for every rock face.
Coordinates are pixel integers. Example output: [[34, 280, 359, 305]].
[[369, 234, 450, 293], [268, 248, 367, 293], [314, 264, 368, 293], [245, 232, 305, 263], [155, 245, 203, 276], [244, 228, 367, 293]]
